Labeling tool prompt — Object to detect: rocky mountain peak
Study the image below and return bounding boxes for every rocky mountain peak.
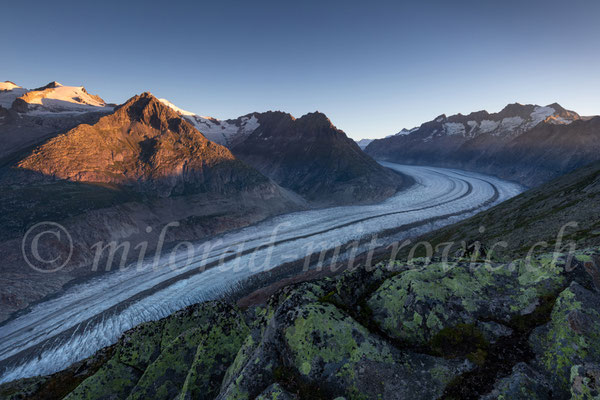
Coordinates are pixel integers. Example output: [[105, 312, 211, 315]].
[[33, 81, 63, 91], [14, 91, 274, 197], [499, 102, 527, 114], [116, 92, 176, 122], [296, 111, 336, 131], [546, 102, 566, 112]]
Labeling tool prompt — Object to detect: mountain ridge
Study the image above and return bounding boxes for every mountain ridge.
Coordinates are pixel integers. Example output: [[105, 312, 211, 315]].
[[159, 99, 411, 205], [16, 92, 267, 197], [365, 102, 600, 186]]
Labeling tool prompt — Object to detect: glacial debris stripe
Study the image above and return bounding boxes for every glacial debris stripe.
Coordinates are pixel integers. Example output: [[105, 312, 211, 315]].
[[0, 164, 523, 383]]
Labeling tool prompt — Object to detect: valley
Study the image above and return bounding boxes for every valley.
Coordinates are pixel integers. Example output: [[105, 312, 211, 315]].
[[0, 163, 523, 383]]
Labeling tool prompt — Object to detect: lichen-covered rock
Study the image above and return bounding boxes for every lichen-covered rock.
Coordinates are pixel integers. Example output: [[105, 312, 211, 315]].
[[11, 249, 600, 400], [0, 376, 48, 400], [529, 282, 600, 397], [63, 358, 141, 400], [216, 329, 276, 400], [329, 262, 407, 310], [57, 301, 249, 400], [480, 362, 552, 400], [218, 282, 331, 400], [283, 301, 394, 390], [116, 319, 165, 371], [570, 363, 600, 399], [219, 279, 470, 400], [127, 327, 207, 400], [255, 383, 297, 399], [367, 256, 567, 346], [128, 302, 249, 400], [177, 314, 249, 400], [282, 301, 470, 399]]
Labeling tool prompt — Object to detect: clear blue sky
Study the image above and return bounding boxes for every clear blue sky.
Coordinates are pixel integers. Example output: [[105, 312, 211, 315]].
[[3, 0, 599, 139]]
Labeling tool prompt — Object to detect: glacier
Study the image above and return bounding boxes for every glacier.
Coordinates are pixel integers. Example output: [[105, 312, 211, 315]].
[[0, 163, 524, 383]]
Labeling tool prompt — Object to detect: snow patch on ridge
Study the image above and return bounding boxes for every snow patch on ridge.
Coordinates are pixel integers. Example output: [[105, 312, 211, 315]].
[[0, 81, 21, 91], [499, 116, 525, 135], [443, 122, 466, 136], [479, 120, 499, 133], [530, 106, 555, 124], [189, 114, 259, 147], [22, 85, 110, 113], [159, 98, 259, 147]]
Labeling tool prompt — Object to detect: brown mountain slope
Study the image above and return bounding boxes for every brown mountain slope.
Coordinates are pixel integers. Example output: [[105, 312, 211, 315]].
[[17, 93, 269, 197], [231, 111, 411, 205]]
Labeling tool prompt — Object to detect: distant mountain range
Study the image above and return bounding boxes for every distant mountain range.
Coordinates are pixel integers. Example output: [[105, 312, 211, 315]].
[[364, 103, 600, 186]]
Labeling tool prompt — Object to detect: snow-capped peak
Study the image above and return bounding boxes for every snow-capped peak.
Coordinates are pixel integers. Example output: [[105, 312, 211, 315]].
[[427, 103, 581, 140], [396, 127, 419, 136], [2, 81, 113, 114], [0, 81, 21, 91], [0, 81, 28, 109]]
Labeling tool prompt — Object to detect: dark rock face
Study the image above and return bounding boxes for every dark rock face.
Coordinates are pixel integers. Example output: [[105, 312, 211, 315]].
[[232, 111, 410, 205], [365, 103, 600, 187], [7, 247, 598, 400]]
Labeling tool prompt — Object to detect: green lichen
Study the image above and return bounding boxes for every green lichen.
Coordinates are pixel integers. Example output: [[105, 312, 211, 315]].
[[538, 286, 600, 393], [128, 327, 205, 400], [177, 318, 249, 400], [367, 255, 569, 345], [255, 383, 291, 400], [64, 357, 140, 400], [570, 365, 600, 400], [284, 302, 395, 378], [116, 319, 164, 370], [221, 334, 257, 389]]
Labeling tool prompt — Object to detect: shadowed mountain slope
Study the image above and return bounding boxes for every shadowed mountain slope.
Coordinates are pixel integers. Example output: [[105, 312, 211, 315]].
[[159, 99, 412, 206], [366, 103, 600, 187], [396, 160, 600, 259], [231, 111, 411, 205]]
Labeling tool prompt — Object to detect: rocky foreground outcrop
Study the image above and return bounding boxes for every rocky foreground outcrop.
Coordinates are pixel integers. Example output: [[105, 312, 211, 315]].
[[3, 249, 599, 399]]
